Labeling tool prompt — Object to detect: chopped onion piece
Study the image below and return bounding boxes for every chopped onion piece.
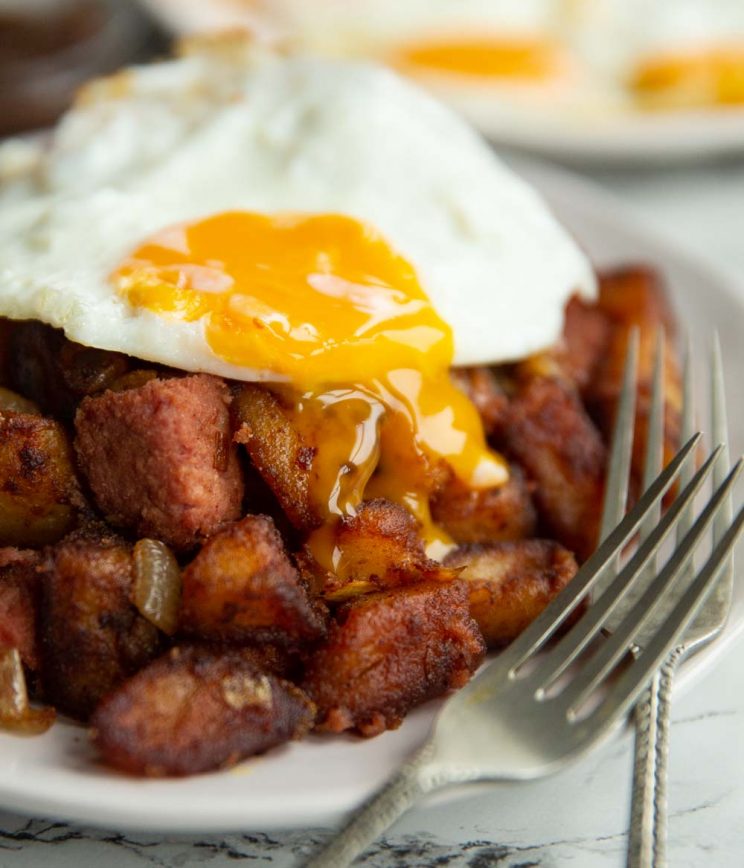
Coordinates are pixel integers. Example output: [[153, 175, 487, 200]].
[[133, 539, 182, 635], [0, 387, 40, 415], [0, 648, 55, 735]]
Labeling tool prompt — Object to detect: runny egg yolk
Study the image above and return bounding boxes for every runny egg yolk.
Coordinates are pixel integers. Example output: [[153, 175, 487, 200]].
[[113, 211, 507, 568], [632, 45, 744, 108], [391, 35, 567, 81]]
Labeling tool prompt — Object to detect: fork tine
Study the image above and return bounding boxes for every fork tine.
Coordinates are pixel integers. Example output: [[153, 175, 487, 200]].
[[712, 333, 732, 545], [599, 328, 638, 543], [500, 434, 700, 675], [559, 459, 743, 715], [639, 330, 666, 544], [675, 337, 696, 547], [587, 504, 744, 727], [533, 445, 722, 691]]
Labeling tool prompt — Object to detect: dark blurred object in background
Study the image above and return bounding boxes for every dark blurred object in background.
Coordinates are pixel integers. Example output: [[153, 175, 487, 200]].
[[0, 0, 165, 136]]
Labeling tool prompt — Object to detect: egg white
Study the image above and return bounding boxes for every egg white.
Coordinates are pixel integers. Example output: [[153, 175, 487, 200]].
[[0, 40, 595, 381]]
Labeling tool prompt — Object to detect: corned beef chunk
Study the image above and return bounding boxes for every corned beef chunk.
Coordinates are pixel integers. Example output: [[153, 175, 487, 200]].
[[303, 581, 485, 736], [92, 645, 315, 776], [74, 375, 244, 550]]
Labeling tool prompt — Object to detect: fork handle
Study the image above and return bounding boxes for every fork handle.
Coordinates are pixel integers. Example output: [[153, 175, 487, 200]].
[[304, 742, 451, 868], [628, 649, 682, 868]]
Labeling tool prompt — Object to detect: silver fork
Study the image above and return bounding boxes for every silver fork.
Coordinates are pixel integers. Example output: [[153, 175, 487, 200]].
[[598, 331, 733, 868], [305, 437, 743, 867]]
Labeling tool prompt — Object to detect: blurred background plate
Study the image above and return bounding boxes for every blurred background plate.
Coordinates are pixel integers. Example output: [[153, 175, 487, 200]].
[[0, 161, 741, 834], [138, 0, 744, 166], [458, 107, 744, 166]]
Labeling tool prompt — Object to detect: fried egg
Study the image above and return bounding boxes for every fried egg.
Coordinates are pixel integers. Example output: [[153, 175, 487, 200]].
[[0, 39, 595, 556], [0, 39, 594, 373]]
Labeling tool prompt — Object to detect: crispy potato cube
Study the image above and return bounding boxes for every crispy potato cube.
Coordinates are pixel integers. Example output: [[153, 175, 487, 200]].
[[590, 266, 682, 496], [92, 645, 315, 777], [180, 515, 327, 645], [444, 540, 578, 647], [0, 411, 82, 547], [39, 535, 161, 720], [431, 464, 537, 545], [0, 548, 40, 669], [557, 295, 612, 392], [594, 265, 676, 334], [305, 499, 454, 601], [502, 376, 606, 561], [233, 385, 320, 532], [303, 581, 485, 736], [451, 366, 510, 439]]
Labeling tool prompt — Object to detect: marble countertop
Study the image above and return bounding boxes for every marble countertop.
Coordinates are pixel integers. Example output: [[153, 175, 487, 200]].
[[1, 162, 743, 868]]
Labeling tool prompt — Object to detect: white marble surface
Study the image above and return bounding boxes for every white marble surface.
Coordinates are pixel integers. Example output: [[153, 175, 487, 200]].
[[1, 161, 743, 868]]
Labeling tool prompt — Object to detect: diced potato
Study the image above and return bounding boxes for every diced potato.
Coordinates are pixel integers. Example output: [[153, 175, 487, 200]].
[[0, 388, 40, 415], [303, 581, 485, 736], [556, 295, 612, 392], [180, 515, 328, 645], [451, 366, 510, 439], [0, 411, 82, 547], [233, 385, 320, 532], [92, 645, 315, 776], [39, 534, 161, 720], [444, 540, 578, 647], [589, 266, 683, 497], [502, 375, 606, 561], [304, 499, 454, 601], [431, 464, 536, 545]]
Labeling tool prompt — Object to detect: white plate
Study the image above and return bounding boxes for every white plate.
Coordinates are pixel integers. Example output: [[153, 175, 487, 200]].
[[138, 0, 744, 165], [478, 111, 744, 166], [1, 162, 742, 833]]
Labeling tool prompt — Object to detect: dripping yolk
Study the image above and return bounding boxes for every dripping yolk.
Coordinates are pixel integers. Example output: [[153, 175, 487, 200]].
[[113, 211, 507, 568], [115, 212, 450, 384], [632, 45, 744, 108], [392, 34, 568, 81]]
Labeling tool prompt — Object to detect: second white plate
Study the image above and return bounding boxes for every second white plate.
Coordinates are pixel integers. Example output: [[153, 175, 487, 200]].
[[139, 0, 744, 165]]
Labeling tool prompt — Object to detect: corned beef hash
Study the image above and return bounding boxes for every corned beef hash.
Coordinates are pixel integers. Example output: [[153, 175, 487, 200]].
[[0, 38, 682, 777]]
